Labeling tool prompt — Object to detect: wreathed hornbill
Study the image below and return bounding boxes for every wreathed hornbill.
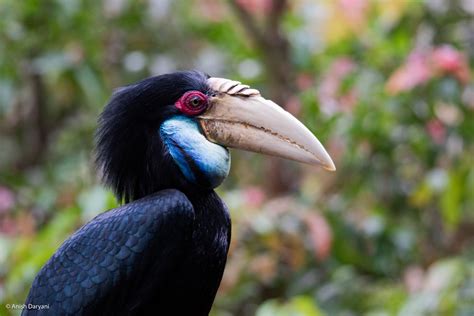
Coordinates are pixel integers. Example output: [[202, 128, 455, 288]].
[[23, 71, 335, 315]]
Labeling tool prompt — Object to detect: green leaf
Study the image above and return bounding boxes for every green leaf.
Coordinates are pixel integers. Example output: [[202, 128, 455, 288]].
[[441, 171, 463, 229]]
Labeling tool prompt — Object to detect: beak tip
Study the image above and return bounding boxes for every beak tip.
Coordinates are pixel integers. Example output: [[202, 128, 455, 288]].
[[314, 149, 336, 172], [324, 163, 337, 172], [316, 156, 336, 172]]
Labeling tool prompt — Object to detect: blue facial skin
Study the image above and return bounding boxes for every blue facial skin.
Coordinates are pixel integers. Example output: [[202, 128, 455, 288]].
[[160, 116, 230, 189]]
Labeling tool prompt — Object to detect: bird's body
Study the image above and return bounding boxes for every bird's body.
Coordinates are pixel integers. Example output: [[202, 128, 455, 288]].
[[25, 189, 230, 315], [23, 71, 334, 315]]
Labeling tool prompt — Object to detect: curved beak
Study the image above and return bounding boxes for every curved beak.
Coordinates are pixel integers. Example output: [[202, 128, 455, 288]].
[[198, 78, 336, 171]]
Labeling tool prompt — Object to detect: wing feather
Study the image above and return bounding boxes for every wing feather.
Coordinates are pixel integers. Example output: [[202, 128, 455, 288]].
[[23, 189, 194, 316]]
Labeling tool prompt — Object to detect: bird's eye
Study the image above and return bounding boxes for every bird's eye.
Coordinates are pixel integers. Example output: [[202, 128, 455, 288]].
[[189, 96, 202, 107], [175, 91, 208, 115]]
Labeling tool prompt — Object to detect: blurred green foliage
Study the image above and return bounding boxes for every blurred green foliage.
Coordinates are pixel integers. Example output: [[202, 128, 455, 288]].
[[0, 0, 473, 315]]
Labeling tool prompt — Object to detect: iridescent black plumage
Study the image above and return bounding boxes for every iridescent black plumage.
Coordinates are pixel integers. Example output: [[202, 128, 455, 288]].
[[24, 71, 230, 316]]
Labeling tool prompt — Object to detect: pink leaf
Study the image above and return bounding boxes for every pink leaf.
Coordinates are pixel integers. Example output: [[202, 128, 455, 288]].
[[0, 186, 15, 214], [236, 0, 273, 15], [305, 212, 332, 261], [403, 265, 425, 293], [432, 45, 471, 84], [426, 119, 446, 145], [318, 57, 357, 115], [243, 186, 266, 208], [386, 51, 432, 94]]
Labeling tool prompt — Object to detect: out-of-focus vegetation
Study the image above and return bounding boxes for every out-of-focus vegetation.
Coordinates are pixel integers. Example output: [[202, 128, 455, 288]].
[[1, 0, 473, 315]]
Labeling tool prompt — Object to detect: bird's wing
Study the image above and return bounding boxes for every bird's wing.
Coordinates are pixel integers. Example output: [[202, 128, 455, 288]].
[[23, 189, 194, 315]]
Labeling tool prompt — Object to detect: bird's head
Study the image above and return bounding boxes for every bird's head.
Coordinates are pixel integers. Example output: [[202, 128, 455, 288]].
[[96, 70, 335, 202]]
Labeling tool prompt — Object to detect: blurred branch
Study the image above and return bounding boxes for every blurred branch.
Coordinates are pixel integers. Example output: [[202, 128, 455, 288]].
[[228, 1, 267, 50], [15, 61, 49, 169], [11, 61, 80, 171], [228, 0, 295, 96], [268, 0, 286, 31], [228, 0, 299, 195]]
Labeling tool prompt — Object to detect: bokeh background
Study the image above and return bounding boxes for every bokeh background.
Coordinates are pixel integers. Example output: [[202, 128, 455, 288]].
[[1, 0, 473, 315]]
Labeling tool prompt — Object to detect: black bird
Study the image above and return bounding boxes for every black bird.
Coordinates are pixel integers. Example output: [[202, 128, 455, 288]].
[[23, 71, 335, 315]]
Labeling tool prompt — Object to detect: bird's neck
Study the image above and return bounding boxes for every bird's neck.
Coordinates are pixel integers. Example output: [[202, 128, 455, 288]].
[[169, 188, 230, 315], [184, 189, 227, 219], [184, 188, 230, 245]]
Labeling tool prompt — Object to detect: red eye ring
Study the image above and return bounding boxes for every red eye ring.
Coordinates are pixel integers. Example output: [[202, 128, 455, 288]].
[[175, 91, 208, 115]]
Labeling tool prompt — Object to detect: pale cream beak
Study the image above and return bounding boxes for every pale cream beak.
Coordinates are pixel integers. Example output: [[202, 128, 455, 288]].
[[198, 77, 336, 171]]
